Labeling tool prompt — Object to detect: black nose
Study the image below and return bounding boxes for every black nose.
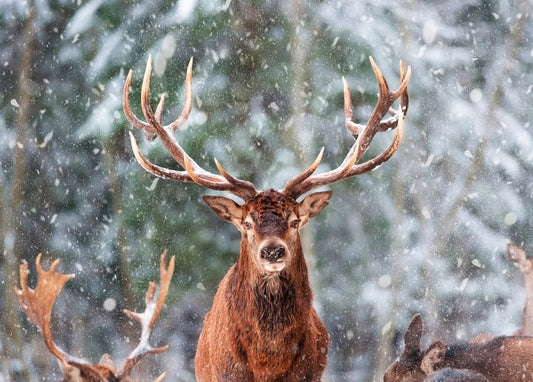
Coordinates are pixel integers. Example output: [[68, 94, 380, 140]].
[[261, 246, 285, 262]]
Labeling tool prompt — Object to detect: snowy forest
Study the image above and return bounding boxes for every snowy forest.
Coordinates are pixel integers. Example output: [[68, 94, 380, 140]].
[[1, 0, 532, 380]]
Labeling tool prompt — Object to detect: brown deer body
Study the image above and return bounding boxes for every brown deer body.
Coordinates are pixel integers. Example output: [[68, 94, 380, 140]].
[[423, 368, 488, 382], [195, 190, 330, 380], [384, 314, 533, 382], [15, 252, 174, 382], [123, 55, 410, 381]]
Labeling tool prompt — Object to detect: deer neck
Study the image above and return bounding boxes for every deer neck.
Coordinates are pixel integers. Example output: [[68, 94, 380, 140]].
[[230, 239, 312, 328]]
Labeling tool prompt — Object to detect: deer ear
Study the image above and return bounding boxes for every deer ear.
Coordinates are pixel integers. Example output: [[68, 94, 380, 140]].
[[404, 313, 424, 353], [421, 341, 446, 375], [298, 191, 332, 227], [203, 195, 243, 225]]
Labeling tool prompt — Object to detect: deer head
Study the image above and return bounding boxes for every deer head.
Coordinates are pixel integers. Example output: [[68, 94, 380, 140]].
[[384, 313, 533, 382], [384, 313, 426, 382], [123, 56, 410, 277], [15, 252, 174, 382]]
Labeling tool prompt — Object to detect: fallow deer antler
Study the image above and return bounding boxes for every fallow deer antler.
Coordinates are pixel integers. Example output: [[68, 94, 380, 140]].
[[15, 252, 175, 382], [118, 250, 175, 378], [16, 254, 116, 380]]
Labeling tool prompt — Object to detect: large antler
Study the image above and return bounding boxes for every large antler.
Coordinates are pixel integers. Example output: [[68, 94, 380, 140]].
[[118, 250, 175, 378], [15, 252, 174, 382], [15, 254, 75, 365], [282, 57, 411, 199], [123, 55, 258, 202], [15, 254, 112, 381]]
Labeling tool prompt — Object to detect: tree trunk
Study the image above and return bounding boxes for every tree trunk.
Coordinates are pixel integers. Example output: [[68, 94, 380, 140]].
[[102, 135, 138, 339], [287, 0, 320, 287], [2, 3, 36, 381]]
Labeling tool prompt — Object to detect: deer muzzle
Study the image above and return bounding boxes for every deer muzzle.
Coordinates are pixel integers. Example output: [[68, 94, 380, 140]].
[[258, 241, 289, 273], [261, 246, 286, 262]]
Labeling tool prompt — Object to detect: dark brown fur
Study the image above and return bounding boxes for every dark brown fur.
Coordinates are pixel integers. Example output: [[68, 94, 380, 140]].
[[384, 314, 533, 382], [194, 190, 330, 381], [439, 338, 533, 381]]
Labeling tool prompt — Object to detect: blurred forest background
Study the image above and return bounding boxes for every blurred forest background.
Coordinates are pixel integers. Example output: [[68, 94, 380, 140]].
[[1, 0, 532, 380]]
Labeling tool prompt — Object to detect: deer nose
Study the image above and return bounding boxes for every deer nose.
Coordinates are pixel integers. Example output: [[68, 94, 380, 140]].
[[261, 246, 285, 262]]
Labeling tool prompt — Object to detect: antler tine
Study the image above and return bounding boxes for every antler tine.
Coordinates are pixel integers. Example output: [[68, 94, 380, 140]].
[[355, 56, 410, 158], [283, 57, 410, 199], [398, 60, 410, 116], [347, 105, 404, 177], [167, 57, 194, 132], [123, 69, 155, 136], [179, 155, 257, 201], [118, 251, 175, 378], [345, 59, 410, 140], [15, 254, 75, 366], [129, 132, 193, 182], [125, 56, 259, 201], [343, 77, 362, 139], [281, 148, 324, 195], [213, 158, 260, 197]]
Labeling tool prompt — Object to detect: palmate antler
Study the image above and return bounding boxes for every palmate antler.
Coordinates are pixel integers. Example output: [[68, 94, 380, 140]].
[[15, 252, 175, 382], [124, 55, 410, 201]]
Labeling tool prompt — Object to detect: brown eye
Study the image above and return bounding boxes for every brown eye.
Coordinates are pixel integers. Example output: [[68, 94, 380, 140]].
[[243, 221, 252, 230], [290, 219, 300, 228]]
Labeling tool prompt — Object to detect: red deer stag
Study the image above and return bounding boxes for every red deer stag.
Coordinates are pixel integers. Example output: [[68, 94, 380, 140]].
[[123, 55, 410, 381], [15, 251, 175, 382], [383, 313, 533, 382], [508, 241, 533, 336]]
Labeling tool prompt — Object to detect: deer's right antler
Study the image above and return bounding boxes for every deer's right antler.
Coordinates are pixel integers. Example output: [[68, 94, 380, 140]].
[[123, 56, 258, 202], [15, 254, 81, 369]]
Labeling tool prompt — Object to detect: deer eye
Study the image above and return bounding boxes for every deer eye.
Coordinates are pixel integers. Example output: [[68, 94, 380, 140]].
[[243, 221, 252, 230], [290, 219, 300, 228]]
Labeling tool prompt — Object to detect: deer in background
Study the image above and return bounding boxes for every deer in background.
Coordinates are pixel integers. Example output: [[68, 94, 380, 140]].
[[123, 55, 410, 381], [383, 314, 533, 382], [15, 251, 175, 382], [508, 241, 533, 336]]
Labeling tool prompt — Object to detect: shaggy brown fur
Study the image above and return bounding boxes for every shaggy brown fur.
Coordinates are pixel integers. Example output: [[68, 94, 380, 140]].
[[195, 190, 330, 381]]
